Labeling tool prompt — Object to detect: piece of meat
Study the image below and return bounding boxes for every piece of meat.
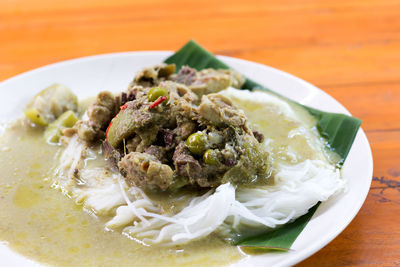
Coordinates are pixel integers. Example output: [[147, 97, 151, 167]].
[[219, 69, 246, 89], [144, 145, 168, 163], [174, 121, 196, 142], [252, 130, 264, 143], [161, 82, 199, 123], [189, 69, 231, 97], [74, 91, 117, 143], [117, 85, 143, 107], [126, 135, 141, 153], [133, 64, 176, 87], [97, 91, 116, 111], [118, 152, 173, 190], [62, 127, 77, 137], [172, 142, 203, 184], [136, 126, 159, 152], [160, 81, 199, 106], [172, 98, 198, 122], [146, 161, 174, 190], [159, 129, 174, 147], [87, 91, 116, 129], [173, 67, 245, 97], [198, 93, 246, 127], [175, 66, 197, 85], [88, 105, 112, 129], [75, 121, 99, 142]]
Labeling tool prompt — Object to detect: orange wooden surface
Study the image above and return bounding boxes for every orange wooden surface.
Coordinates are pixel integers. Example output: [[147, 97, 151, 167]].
[[1, 0, 399, 265]]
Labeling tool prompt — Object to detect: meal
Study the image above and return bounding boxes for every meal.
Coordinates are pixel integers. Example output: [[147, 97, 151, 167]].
[[0, 62, 347, 266]]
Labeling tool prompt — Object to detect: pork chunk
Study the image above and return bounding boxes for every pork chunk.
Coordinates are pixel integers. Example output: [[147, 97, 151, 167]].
[[198, 94, 246, 127], [119, 152, 174, 190], [87, 91, 116, 129], [172, 142, 203, 184], [75, 121, 99, 142], [133, 63, 176, 87], [185, 68, 245, 97]]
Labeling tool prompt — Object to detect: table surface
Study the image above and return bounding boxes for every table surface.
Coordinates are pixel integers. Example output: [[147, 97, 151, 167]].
[[1, 0, 399, 266]]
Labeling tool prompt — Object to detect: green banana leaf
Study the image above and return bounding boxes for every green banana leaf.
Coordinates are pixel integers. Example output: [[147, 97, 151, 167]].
[[164, 40, 361, 250], [236, 203, 320, 250]]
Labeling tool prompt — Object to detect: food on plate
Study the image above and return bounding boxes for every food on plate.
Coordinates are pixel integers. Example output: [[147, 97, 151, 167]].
[[0, 63, 345, 266]]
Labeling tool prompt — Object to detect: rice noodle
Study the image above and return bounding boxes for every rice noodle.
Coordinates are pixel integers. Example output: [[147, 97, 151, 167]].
[[113, 159, 343, 245], [124, 183, 235, 245], [54, 135, 85, 190], [226, 159, 344, 230]]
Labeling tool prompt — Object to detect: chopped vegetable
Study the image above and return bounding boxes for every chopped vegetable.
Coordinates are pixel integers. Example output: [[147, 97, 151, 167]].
[[24, 108, 48, 126], [203, 149, 219, 165], [44, 110, 78, 143], [44, 126, 62, 143], [57, 110, 79, 128], [105, 104, 129, 142], [134, 63, 176, 86], [147, 87, 169, 102], [222, 136, 270, 185], [149, 95, 167, 109], [25, 84, 78, 126], [186, 132, 208, 155], [157, 64, 176, 77], [106, 109, 137, 148]]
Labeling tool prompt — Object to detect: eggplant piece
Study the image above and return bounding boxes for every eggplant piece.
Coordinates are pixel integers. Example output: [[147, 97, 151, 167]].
[[25, 83, 78, 126], [106, 109, 137, 148]]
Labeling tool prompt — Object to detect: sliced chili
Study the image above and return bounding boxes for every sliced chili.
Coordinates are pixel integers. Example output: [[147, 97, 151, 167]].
[[105, 120, 113, 140], [149, 96, 167, 109], [120, 104, 128, 110]]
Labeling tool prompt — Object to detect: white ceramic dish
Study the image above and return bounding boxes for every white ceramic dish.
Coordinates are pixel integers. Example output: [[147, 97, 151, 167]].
[[0, 52, 373, 267]]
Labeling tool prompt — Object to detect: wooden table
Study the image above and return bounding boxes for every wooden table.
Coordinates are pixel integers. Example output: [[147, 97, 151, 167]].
[[1, 0, 399, 265]]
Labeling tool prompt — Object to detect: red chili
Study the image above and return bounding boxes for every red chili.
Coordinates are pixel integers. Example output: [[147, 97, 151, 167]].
[[120, 104, 128, 110], [105, 120, 113, 140], [149, 95, 167, 109]]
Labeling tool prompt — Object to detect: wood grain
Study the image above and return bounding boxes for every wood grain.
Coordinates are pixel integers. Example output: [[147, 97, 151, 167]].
[[322, 83, 400, 131], [300, 131, 400, 266], [0, 0, 398, 265]]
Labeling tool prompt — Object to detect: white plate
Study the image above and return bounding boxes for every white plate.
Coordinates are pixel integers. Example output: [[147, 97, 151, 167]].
[[0, 52, 373, 267]]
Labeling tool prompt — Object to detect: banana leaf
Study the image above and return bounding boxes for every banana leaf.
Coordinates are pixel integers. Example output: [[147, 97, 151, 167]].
[[164, 40, 361, 249]]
